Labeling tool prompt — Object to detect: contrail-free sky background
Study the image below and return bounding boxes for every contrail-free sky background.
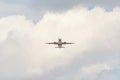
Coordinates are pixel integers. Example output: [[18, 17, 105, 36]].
[[0, 0, 120, 80]]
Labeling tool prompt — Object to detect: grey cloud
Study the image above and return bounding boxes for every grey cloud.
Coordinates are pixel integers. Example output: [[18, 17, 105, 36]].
[[31, 0, 120, 11], [0, 0, 120, 21], [0, 2, 43, 22], [31, 0, 79, 11]]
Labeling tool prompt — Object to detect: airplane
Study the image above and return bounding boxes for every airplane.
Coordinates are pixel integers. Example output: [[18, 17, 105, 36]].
[[46, 38, 74, 48]]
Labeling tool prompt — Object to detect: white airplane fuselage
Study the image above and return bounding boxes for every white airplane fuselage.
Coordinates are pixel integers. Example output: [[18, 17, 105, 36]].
[[57, 38, 63, 48]]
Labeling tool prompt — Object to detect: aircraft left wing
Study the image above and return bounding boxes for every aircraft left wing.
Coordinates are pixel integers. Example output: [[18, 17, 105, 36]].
[[62, 42, 74, 44]]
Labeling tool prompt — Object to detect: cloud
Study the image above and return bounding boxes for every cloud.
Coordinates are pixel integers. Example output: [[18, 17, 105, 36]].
[[0, 0, 120, 22], [31, 0, 120, 11], [0, 2, 43, 22], [0, 7, 120, 80]]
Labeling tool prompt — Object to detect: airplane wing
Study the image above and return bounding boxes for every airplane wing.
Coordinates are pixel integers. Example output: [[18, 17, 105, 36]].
[[62, 42, 74, 44], [46, 42, 58, 44]]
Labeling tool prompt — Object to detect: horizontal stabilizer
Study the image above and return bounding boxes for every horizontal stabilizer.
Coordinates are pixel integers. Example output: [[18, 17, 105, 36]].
[[55, 46, 65, 48]]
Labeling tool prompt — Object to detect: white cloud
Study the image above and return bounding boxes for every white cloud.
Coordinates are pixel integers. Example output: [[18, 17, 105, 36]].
[[0, 7, 119, 80], [73, 64, 112, 80], [81, 64, 111, 76]]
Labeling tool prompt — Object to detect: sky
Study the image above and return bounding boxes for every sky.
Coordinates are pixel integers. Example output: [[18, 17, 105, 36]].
[[0, 0, 120, 80]]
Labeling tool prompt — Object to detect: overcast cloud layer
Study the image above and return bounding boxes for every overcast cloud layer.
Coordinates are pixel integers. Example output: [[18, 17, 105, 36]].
[[1, 0, 120, 10], [0, 0, 120, 21], [0, 7, 120, 80], [31, 0, 120, 11]]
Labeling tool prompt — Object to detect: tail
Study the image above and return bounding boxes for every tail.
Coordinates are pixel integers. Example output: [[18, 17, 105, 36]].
[[55, 46, 65, 48]]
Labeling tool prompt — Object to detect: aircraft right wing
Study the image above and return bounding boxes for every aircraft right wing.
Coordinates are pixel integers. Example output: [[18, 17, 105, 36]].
[[46, 42, 58, 44]]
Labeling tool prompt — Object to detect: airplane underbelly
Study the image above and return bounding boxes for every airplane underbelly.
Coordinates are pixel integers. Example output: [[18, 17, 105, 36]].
[[58, 44, 62, 47]]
